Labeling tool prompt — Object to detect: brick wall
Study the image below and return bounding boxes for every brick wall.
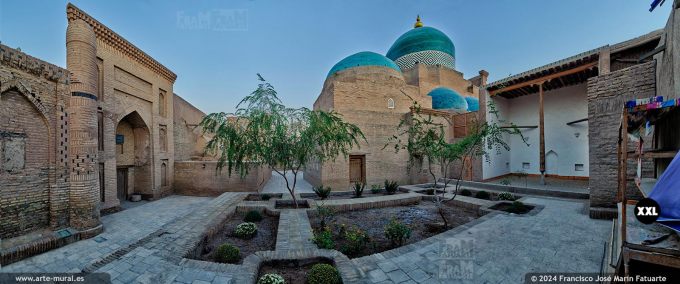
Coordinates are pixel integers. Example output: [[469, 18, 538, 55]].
[[587, 60, 656, 216], [0, 43, 70, 239], [173, 161, 270, 195]]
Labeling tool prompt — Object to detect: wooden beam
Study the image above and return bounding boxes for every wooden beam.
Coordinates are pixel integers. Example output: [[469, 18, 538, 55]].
[[489, 61, 598, 96], [566, 118, 588, 125], [539, 83, 546, 185]]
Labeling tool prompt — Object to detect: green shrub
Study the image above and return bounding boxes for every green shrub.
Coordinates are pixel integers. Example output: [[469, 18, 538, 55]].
[[384, 218, 411, 246], [214, 243, 240, 263], [313, 185, 332, 200], [384, 180, 399, 195], [475, 191, 490, 200], [498, 192, 515, 201], [316, 204, 335, 228], [312, 227, 335, 249], [244, 210, 263, 222], [352, 182, 365, 197], [257, 273, 285, 284], [307, 263, 342, 284], [460, 189, 472, 196], [341, 226, 370, 256], [499, 178, 511, 186], [234, 222, 258, 239], [261, 194, 271, 201], [508, 201, 529, 214], [370, 184, 382, 194]]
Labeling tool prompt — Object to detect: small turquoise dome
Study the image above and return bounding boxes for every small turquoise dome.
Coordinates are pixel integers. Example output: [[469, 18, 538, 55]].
[[386, 25, 455, 70], [427, 87, 467, 110], [327, 51, 401, 77], [465, 97, 479, 111]]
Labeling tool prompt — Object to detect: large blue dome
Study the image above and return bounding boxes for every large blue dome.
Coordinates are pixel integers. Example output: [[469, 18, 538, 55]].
[[386, 26, 456, 70], [465, 97, 479, 112], [428, 87, 467, 110], [327, 51, 401, 78]]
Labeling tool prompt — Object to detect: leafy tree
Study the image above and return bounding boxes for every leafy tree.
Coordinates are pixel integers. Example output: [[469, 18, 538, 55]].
[[386, 101, 525, 228], [200, 74, 365, 207]]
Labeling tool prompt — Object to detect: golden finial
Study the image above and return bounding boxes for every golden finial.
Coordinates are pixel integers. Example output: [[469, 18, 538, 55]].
[[414, 15, 423, 28]]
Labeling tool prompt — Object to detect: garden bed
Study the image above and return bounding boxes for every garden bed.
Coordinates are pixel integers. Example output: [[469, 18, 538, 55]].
[[488, 201, 534, 214], [245, 193, 282, 201], [191, 212, 278, 264], [275, 200, 310, 209], [309, 202, 482, 258], [303, 191, 406, 200], [257, 258, 338, 284]]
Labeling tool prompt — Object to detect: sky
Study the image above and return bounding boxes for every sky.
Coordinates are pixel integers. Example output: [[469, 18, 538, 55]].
[[0, 0, 672, 114]]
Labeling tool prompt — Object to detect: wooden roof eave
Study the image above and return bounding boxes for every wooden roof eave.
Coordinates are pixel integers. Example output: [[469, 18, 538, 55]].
[[490, 61, 598, 97]]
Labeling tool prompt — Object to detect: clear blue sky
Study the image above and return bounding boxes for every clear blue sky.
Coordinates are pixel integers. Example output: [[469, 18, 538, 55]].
[[0, 0, 672, 113]]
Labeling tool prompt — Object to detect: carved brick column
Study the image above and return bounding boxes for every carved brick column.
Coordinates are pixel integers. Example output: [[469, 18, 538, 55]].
[[66, 18, 102, 236]]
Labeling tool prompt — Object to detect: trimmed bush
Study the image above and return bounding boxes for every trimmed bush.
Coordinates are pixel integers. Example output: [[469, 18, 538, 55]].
[[257, 273, 285, 284], [214, 243, 239, 263], [312, 227, 335, 249], [384, 180, 399, 195], [475, 191, 490, 200], [384, 218, 411, 246], [234, 222, 258, 239], [313, 185, 332, 200], [307, 263, 342, 284], [460, 189, 472, 196], [370, 184, 382, 194], [498, 192, 515, 201], [244, 210, 263, 222], [352, 182, 365, 197], [261, 194, 271, 201]]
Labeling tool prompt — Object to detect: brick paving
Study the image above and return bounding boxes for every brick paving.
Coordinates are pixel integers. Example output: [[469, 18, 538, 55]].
[[261, 171, 315, 194]]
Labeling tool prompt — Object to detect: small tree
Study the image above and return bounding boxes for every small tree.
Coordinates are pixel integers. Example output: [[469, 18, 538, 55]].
[[200, 74, 365, 207], [386, 101, 525, 228]]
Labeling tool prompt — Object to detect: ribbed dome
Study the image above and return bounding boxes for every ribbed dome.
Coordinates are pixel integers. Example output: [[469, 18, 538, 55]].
[[427, 87, 467, 110], [386, 26, 455, 70], [327, 51, 401, 78], [465, 97, 479, 111]]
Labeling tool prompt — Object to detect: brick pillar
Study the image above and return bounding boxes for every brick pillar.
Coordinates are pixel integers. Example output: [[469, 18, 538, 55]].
[[66, 18, 102, 236]]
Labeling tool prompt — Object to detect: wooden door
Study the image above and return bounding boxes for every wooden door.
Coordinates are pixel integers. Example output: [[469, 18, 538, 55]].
[[117, 168, 128, 201], [349, 155, 365, 183]]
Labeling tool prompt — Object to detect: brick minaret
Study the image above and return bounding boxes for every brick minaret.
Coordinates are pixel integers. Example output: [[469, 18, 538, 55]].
[[66, 18, 102, 235]]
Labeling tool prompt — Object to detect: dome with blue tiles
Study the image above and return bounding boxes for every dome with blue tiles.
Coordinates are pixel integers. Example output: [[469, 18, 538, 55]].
[[386, 16, 455, 70], [427, 87, 467, 110], [465, 97, 479, 111], [327, 51, 401, 78]]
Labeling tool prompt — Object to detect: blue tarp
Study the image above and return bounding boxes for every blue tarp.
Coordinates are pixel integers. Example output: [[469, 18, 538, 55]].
[[649, 152, 680, 231]]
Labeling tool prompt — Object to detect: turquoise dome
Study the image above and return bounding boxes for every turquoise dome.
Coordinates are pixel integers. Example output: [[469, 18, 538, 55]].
[[327, 51, 401, 77], [427, 87, 467, 110], [465, 97, 479, 111], [386, 26, 456, 70]]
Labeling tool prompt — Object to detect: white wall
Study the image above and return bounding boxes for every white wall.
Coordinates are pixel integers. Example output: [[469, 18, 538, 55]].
[[484, 83, 589, 179], [483, 93, 511, 179]]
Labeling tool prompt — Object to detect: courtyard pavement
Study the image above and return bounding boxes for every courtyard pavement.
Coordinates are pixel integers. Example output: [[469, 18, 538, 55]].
[[261, 170, 315, 194], [2, 195, 210, 273], [2, 190, 611, 283], [351, 197, 610, 283]]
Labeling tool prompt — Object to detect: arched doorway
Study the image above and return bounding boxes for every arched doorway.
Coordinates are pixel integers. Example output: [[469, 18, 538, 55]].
[[115, 111, 151, 202]]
